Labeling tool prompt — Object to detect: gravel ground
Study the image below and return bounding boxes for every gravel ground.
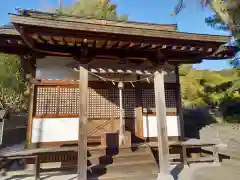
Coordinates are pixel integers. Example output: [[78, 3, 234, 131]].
[[200, 124, 240, 160], [192, 160, 240, 180], [190, 124, 240, 180]]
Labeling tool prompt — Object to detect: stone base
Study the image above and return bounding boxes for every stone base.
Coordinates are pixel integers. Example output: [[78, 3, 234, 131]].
[[157, 173, 175, 180]]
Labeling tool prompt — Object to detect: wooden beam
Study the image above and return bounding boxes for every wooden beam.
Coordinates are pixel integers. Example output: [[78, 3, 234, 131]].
[[105, 40, 118, 49], [149, 49, 166, 67], [78, 65, 88, 180], [118, 41, 131, 48], [36, 43, 152, 58], [32, 34, 45, 44], [154, 70, 173, 179], [14, 25, 35, 49]]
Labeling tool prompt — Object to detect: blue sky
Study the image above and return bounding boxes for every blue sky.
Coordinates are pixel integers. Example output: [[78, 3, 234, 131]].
[[0, 0, 233, 70]]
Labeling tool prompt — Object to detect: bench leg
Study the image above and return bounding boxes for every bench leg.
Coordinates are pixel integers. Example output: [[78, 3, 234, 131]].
[[213, 145, 220, 164], [182, 146, 188, 167], [34, 156, 40, 180], [1, 158, 8, 176]]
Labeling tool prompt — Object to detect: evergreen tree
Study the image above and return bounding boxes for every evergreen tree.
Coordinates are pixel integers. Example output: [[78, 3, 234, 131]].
[[58, 0, 128, 21], [0, 54, 27, 112], [172, 0, 240, 42]]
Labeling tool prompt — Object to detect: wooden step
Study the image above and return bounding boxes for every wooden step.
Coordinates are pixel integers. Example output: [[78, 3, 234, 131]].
[[34, 146, 158, 180], [88, 172, 158, 180], [88, 159, 156, 169], [87, 162, 158, 179], [88, 152, 153, 165], [88, 146, 150, 157]]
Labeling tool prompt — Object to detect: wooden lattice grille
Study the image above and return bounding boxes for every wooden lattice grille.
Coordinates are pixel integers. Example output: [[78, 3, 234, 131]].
[[35, 87, 58, 114], [59, 87, 79, 114], [142, 87, 177, 109], [35, 86, 136, 118], [123, 89, 136, 117], [88, 88, 116, 118]]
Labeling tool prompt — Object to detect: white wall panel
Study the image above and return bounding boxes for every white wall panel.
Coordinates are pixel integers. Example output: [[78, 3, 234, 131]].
[[143, 115, 181, 137], [31, 118, 79, 143]]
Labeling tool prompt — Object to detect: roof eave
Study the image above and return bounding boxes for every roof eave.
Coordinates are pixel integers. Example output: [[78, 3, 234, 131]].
[[9, 14, 231, 44]]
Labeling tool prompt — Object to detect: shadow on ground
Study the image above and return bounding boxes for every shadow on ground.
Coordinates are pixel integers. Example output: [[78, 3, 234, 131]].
[[183, 108, 216, 139]]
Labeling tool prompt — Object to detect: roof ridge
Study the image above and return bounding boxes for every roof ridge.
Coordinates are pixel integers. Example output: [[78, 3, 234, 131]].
[[15, 8, 178, 29]]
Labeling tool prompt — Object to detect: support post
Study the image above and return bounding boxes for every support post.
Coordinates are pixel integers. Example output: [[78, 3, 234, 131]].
[[34, 156, 40, 180], [118, 82, 125, 146], [27, 83, 35, 148], [213, 145, 220, 164], [77, 65, 88, 180], [135, 75, 143, 139], [176, 66, 185, 141], [25, 55, 36, 149], [154, 71, 174, 180]]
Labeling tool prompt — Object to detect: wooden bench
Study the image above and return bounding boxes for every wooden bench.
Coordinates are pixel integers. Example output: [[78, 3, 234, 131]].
[[171, 139, 220, 166], [0, 155, 39, 178], [0, 147, 78, 180]]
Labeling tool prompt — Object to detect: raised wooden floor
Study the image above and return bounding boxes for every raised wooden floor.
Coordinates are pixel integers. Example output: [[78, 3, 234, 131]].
[[2, 145, 159, 180]]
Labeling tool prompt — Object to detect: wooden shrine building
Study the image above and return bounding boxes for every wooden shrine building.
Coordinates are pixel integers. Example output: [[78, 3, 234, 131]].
[[0, 9, 238, 180], [0, 9, 237, 149]]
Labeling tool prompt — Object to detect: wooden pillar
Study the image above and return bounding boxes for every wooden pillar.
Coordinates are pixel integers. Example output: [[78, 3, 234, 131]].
[[135, 76, 143, 138], [176, 66, 185, 141], [154, 70, 174, 180], [118, 82, 125, 146], [26, 84, 35, 148], [24, 55, 36, 149], [77, 65, 88, 180]]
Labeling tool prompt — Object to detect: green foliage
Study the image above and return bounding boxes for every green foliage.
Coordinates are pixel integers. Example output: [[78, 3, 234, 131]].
[[58, 0, 128, 21], [180, 68, 235, 109], [179, 64, 193, 76], [205, 13, 229, 31], [180, 67, 240, 123], [0, 54, 27, 112]]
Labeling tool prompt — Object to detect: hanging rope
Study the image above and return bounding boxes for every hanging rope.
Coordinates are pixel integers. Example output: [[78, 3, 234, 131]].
[[74, 67, 157, 84], [88, 70, 155, 83]]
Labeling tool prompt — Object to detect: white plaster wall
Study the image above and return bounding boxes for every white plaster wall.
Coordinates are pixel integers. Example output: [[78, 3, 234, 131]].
[[36, 56, 177, 82], [31, 118, 79, 143], [143, 116, 181, 137], [32, 116, 180, 143]]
